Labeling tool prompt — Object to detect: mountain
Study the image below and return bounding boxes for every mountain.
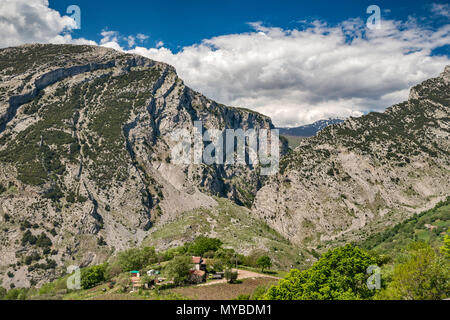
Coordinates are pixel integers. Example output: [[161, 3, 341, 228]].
[[252, 66, 450, 249], [278, 119, 345, 137], [1, 44, 448, 290], [0, 44, 281, 288]]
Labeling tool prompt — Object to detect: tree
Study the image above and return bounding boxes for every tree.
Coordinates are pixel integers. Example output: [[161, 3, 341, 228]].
[[376, 243, 449, 300], [186, 237, 222, 256], [81, 264, 107, 289], [214, 248, 242, 268], [224, 269, 238, 284], [440, 228, 450, 258], [165, 256, 193, 285], [264, 244, 378, 300], [116, 247, 156, 272], [256, 256, 272, 273]]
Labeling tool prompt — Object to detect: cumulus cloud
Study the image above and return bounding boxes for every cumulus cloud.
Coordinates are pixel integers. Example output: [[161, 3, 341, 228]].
[[0, 0, 94, 48], [129, 19, 450, 126]]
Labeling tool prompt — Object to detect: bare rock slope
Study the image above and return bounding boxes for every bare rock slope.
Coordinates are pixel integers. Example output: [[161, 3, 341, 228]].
[[0, 44, 274, 287], [252, 66, 450, 248]]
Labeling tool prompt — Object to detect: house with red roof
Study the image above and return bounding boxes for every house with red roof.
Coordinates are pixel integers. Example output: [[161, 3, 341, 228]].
[[190, 256, 207, 283]]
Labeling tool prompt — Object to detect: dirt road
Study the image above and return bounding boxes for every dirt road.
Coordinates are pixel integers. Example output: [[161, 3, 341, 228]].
[[198, 269, 279, 287]]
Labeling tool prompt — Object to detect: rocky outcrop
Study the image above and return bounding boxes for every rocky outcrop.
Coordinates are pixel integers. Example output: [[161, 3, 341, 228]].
[[0, 44, 275, 287], [252, 66, 450, 248]]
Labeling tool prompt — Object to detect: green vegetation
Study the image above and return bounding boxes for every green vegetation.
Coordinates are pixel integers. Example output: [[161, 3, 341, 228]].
[[165, 256, 193, 285], [441, 229, 450, 257], [0, 234, 283, 300], [224, 269, 239, 284], [360, 197, 450, 254], [115, 247, 157, 273], [256, 256, 272, 273], [375, 243, 449, 300], [143, 198, 309, 270], [264, 245, 378, 300], [255, 200, 450, 300], [0, 183, 6, 194], [81, 264, 107, 290], [184, 237, 222, 256]]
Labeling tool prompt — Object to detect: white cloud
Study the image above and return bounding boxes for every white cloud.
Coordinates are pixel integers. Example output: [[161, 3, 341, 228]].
[[0, 0, 94, 48], [126, 35, 135, 48], [431, 3, 450, 18], [130, 19, 450, 126], [136, 33, 149, 43]]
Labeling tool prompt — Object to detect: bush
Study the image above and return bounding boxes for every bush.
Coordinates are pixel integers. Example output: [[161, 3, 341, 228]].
[[165, 256, 193, 285], [105, 262, 122, 279], [251, 285, 270, 300], [376, 243, 449, 300], [265, 244, 378, 300], [81, 264, 107, 289], [2, 288, 29, 300], [214, 248, 242, 268], [116, 247, 157, 272], [0, 183, 6, 194], [0, 287, 6, 299], [21, 230, 37, 245], [256, 256, 272, 272], [36, 233, 52, 248], [224, 269, 238, 284], [208, 259, 225, 272], [186, 237, 222, 256]]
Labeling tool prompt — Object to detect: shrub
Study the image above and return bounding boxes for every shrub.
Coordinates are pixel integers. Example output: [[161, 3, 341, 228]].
[[165, 256, 193, 285], [0, 183, 6, 194], [21, 230, 37, 245], [116, 247, 157, 272], [251, 285, 271, 300], [256, 256, 272, 272], [376, 243, 449, 300], [265, 244, 377, 300], [81, 264, 107, 289], [224, 269, 238, 284], [36, 233, 52, 248], [186, 236, 222, 256]]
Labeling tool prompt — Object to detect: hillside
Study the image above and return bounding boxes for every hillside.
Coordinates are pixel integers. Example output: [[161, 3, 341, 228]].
[[253, 66, 450, 249], [0, 44, 279, 288], [359, 196, 450, 254], [1, 44, 449, 291], [142, 198, 315, 270]]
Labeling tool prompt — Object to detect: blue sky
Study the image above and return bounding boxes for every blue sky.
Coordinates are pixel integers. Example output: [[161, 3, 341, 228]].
[[49, 0, 450, 53], [1, 1, 449, 126]]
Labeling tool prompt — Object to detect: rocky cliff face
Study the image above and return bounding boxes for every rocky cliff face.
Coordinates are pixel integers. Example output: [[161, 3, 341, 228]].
[[0, 44, 276, 287], [252, 66, 450, 248]]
